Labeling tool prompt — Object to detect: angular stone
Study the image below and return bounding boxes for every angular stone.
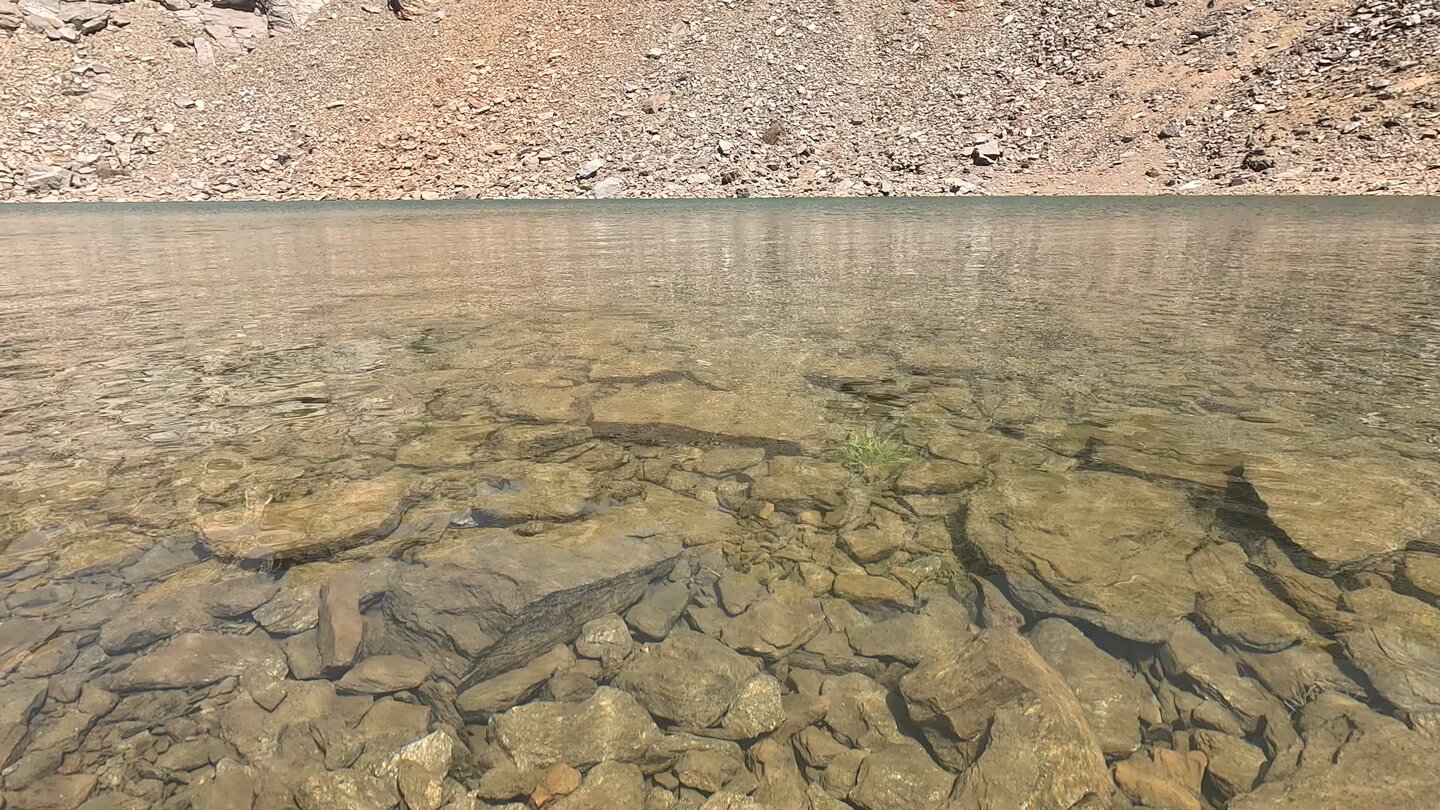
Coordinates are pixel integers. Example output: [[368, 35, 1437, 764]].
[[849, 742, 955, 810], [1191, 730, 1266, 798], [900, 630, 1112, 807], [383, 499, 685, 683], [839, 526, 906, 564], [675, 749, 741, 792], [490, 687, 659, 770], [1189, 542, 1314, 651], [821, 673, 907, 750], [295, 769, 399, 810], [721, 674, 784, 738], [396, 760, 444, 810], [692, 447, 766, 476], [831, 573, 913, 607], [112, 632, 287, 692], [457, 644, 573, 715], [1113, 747, 1206, 810], [1335, 587, 1440, 722], [720, 584, 824, 660], [574, 613, 633, 666], [751, 456, 850, 510], [1246, 455, 1440, 573], [337, 655, 429, 694], [553, 761, 647, 809], [1232, 643, 1361, 706], [625, 581, 692, 640], [374, 729, 454, 780], [848, 610, 973, 666], [196, 475, 411, 562], [613, 630, 759, 728], [1028, 618, 1160, 756], [0, 680, 47, 768], [318, 573, 363, 670], [715, 570, 765, 616], [5, 773, 96, 809], [188, 758, 256, 810], [964, 471, 1208, 642], [1160, 622, 1288, 733]]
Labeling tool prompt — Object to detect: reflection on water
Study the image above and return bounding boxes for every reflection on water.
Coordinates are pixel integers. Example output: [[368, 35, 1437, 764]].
[[1, 198, 1438, 809]]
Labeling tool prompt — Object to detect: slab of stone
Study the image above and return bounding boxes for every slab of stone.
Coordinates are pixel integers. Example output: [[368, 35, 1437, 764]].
[[692, 447, 766, 476], [490, 686, 659, 771], [964, 470, 1209, 642], [466, 462, 598, 523], [112, 632, 287, 692], [715, 570, 766, 616], [1028, 618, 1161, 757], [591, 381, 829, 453], [750, 456, 851, 511], [720, 583, 824, 660], [831, 573, 913, 607], [318, 573, 363, 671], [1191, 729, 1266, 798], [625, 581, 692, 640], [1113, 747, 1206, 810], [1245, 454, 1440, 573], [0, 680, 48, 767], [457, 644, 573, 715], [383, 498, 686, 683], [337, 655, 429, 694], [1335, 587, 1440, 722], [848, 742, 955, 810], [821, 673, 907, 751], [196, 475, 411, 562]]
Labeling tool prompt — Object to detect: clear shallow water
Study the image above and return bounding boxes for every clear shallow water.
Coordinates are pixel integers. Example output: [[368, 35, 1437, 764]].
[[1, 198, 1439, 809]]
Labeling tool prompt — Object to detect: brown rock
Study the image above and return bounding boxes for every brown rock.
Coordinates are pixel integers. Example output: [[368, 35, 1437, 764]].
[[531, 763, 582, 807]]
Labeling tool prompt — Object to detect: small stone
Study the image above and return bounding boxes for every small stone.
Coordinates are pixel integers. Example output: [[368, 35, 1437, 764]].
[[396, 760, 445, 810], [576, 159, 604, 180], [626, 581, 692, 640], [675, 749, 741, 793], [592, 177, 626, 199], [832, 573, 913, 607], [574, 613, 634, 666], [715, 570, 765, 616], [318, 574, 363, 670], [722, 674, 785, 738], [849, 742, 955, 810]]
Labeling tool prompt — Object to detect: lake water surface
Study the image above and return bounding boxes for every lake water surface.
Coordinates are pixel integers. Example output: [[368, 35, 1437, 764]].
[[1, 199, 1439, 809]]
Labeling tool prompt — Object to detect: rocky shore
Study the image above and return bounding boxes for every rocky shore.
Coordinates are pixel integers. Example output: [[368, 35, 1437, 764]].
[[1, 0, 1437, 201], [3, 322, 1440, 809]]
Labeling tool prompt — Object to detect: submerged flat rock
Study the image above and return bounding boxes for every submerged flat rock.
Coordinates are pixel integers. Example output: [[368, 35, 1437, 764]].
[[196, 475, 412, 563], [591, 381, 830, 452], [963, 470, 1208, 642], [1245, 454, 1440, 573]]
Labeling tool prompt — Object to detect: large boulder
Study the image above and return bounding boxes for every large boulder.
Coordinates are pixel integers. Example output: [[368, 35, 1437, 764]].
[[899, 630, 1113, 808], [612, 630, 760, 728], [489, 687, 659, 770], [381, 497, 688, 683]]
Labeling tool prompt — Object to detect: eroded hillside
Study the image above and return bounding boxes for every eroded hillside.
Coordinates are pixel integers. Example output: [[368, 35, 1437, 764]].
[[1, 0, 1436, 199]]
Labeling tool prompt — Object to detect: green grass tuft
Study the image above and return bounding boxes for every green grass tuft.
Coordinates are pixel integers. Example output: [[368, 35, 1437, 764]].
[[841, 427, 911, 473]]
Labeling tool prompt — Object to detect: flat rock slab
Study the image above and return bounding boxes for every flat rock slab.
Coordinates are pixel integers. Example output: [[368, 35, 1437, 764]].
[[591, 381, 831, 453], [337, 655, 430, 694], [383, 495, 692, 683], [196, 475, 412, 563], [112, 632, 287, 692], [964, 470, 1209, 643], [1245, 454, 1440, 573]]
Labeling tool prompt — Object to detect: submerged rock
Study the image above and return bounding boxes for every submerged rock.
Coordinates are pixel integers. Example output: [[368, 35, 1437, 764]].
[[490, 687, 659, 770], [613, 630, 760, 728], [196, 475, 412, 562], [848, 742, 955, 810], [1231, 693, 1440, 809], [382, 499, 685, 682], [900, 630, 1112, 807], [111, 631, 287, 691], [1028, 618, 1160, 756], [1244, 455, 1440, 573], [591, 381, 830, 452], [963, 470, 1208, 642], [1334, 587, 1440, 723]]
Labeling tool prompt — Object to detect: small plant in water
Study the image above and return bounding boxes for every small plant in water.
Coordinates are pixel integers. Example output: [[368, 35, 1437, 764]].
[[841, 427, 911, 474]]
